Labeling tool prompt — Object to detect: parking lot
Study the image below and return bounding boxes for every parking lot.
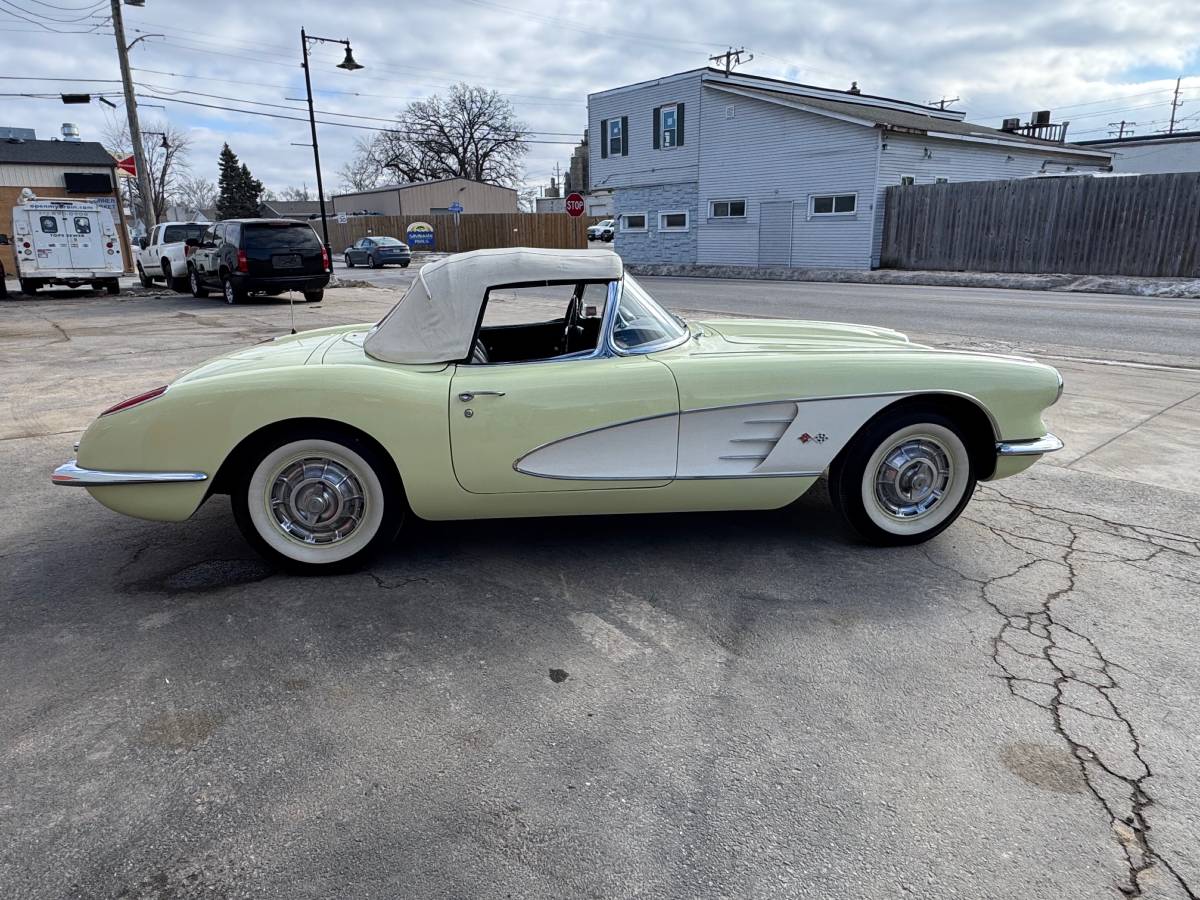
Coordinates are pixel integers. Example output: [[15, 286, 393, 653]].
[[2, 277, 1199, 898]]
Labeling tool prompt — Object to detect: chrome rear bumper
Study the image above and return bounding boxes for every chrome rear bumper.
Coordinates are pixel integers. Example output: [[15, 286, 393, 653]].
[[995, 434, 1064, 457], [51, 459, 209, 487]]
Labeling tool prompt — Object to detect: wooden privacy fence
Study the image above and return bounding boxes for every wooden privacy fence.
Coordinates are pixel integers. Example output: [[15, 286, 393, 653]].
[[880, 172, 1200, 278], [324, 213, 589, 254]]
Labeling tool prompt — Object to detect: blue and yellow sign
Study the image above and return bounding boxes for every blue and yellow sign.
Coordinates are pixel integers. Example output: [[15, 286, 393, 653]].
[[406, 221, 435, 250]]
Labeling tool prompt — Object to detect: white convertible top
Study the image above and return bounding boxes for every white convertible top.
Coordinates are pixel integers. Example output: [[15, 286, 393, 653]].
[[363, 247, 623, 364]]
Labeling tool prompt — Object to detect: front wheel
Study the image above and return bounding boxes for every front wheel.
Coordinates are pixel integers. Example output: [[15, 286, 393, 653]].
[[828, 408, 976, 546], [137, 263, 154, 288], [344, 254, 355, 268], [231, 431, 404, 573], [189, 267, 209, 298]]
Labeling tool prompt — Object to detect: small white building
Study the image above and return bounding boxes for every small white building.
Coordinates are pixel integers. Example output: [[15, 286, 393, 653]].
[[588, 69, 1113, 270], [1075, 130, 1200, 175]]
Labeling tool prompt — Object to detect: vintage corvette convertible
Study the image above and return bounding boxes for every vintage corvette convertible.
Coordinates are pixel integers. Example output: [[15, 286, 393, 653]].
[[52, 248, 1063, 572]]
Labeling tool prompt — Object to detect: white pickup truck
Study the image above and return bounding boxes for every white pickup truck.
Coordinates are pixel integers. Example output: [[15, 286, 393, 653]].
[[136, 221, 208, 291]]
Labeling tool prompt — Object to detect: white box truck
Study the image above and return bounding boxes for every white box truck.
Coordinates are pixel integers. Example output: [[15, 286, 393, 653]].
[[10, 190, 125, 295]]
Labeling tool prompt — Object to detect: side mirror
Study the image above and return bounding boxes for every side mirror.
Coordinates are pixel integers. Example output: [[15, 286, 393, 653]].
[[138, 236, 149, 250]]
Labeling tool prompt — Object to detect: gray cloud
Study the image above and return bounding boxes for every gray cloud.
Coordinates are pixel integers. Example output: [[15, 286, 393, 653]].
[[1, 0, 1196, 195]]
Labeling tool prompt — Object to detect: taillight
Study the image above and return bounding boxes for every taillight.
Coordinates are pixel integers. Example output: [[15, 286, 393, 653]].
[[184, 244, 194, 258], [100, 385, 167, 417], [321, 245, 330, 271], [22, 241, 31, 248], [106, 241, 114, 249], [237, 249, 248, 273]]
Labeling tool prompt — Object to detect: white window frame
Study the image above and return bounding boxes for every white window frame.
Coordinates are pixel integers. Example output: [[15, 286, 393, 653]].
[[658, 210, 690, 232], [934, 176, 949, 184], [608, 119, 623, 157], [709, 199, 747, 219], [619, 212, 648, 233], [809, 193, 858, 218], [660, 104, 678, 149]]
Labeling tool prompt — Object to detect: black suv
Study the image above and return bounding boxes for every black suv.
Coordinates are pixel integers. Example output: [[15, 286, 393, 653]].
[[188, 218, 330, 304]]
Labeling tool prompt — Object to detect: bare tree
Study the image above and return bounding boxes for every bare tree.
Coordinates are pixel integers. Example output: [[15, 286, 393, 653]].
[[337, 139, 383, 192], [171, 174, 217, 217], [350, 84, 529, 187], [102, 119, 193, 223], [516, 185, 539, 212], [278, 184, 314, 201]]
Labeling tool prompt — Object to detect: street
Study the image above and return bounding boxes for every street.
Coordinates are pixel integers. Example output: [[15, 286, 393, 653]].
[[2, 277, 1199, 899]]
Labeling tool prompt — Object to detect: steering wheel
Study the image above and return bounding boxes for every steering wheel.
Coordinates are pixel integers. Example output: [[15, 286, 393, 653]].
[[562, 287, 583, 354]]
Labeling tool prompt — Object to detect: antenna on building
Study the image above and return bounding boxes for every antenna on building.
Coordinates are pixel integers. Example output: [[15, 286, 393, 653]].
[[928, 96, 959, 110], [709, 47, 753, 77], [1108, 120, 1135, 139]]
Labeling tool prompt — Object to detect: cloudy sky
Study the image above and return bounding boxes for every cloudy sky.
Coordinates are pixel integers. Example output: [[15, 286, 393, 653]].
[[1, 0, 1197, 199]]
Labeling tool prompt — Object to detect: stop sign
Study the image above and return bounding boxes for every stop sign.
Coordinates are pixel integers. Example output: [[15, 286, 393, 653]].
[[565, 192, 585, 217]]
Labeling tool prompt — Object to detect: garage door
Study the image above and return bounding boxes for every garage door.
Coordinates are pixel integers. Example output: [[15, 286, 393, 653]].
[[758, 201, 794, 266]]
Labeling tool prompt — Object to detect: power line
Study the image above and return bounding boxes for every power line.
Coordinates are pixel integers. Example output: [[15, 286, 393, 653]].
[[18, 0, 104, 9], [0, 0, 104, 23], [135, 92, 580, 143], [0, 1, 103, 30]]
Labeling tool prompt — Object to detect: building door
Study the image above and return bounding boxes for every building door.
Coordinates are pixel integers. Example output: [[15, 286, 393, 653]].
[[758, 201, 794, 266]]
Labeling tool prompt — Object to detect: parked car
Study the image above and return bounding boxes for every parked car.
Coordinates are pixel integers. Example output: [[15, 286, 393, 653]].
[[10, 191, 124, 295], [52, 247, 1064, 573], [136, 221, 208, 291], [187, 218, 330, 304], [0, 238, 7, 299], [343, 236, 411, 269], [588, 219, 615, 241]]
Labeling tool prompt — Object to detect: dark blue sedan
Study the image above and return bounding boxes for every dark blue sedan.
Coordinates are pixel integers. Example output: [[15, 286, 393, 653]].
[[343, 236, 412, 269]]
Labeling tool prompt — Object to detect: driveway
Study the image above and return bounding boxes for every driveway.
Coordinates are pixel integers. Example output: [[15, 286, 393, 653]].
[[1, 281, 1197, 899]]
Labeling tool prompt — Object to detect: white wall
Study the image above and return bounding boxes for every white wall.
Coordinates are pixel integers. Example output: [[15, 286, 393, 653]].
[[1093, 139, 1200, 175], [697, 87, 881, 269]]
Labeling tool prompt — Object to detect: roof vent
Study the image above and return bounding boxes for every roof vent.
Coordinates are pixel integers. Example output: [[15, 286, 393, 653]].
[[848, 81, 861, 95], [1032, 110, 1051, 126], [61, 123, 80, 142], [1001, 117, 1021, 132]]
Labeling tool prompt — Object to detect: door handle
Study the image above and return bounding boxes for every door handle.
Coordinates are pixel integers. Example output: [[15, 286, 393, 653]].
[[458, 390, 505, 402]]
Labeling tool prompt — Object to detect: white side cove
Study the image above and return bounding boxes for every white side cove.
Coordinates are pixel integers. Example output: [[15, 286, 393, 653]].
[[515, 395, 900, 481]]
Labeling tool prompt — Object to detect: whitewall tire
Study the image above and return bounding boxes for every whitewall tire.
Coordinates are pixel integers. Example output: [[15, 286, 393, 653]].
[[232, 431, 404, 572], [830, 408, 977, 546]]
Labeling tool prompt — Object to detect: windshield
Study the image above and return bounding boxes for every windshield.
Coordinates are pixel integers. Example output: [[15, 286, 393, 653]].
[[162, 224, 207, 244], [244, 223, 321, 251], [595, 220, 613, 227], [373, 236, 405, 246], [611, 275, 687, 352]]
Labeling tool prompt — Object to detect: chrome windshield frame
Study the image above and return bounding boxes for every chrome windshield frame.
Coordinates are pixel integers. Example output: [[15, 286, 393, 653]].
[[604, 275, 690, 357]]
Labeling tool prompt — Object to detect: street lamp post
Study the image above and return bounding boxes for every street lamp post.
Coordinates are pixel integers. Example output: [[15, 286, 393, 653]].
[[299, 28, 363, 254]]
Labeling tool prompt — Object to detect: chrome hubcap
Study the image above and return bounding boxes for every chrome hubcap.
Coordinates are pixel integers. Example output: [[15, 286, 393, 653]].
[[874, 438, 952, 518], [267, 456, 366, 544]]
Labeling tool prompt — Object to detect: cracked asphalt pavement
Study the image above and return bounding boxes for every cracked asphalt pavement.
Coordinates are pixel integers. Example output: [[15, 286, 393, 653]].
[[1, 278, 1198, 899]]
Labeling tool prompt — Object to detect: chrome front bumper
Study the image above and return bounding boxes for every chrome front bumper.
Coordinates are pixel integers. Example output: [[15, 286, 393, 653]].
[[51, 459, 209, 487], [995, 434, 1065, 457]]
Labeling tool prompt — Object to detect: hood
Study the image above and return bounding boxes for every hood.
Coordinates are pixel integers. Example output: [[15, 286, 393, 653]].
[[694, 318, 921, 352]]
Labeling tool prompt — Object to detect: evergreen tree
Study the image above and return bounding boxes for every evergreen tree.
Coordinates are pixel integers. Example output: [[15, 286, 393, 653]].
[[215, 144, 265, 218]]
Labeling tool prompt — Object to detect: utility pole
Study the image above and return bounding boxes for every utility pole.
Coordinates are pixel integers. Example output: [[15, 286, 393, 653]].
[[1108, 120, 1135, 139], [1168, 77, 1182, 134], [109, 0, 156, 234], [709, 47, 753, 77]]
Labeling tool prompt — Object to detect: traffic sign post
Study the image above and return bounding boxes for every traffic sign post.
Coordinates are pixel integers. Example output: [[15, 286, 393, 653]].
[[565, 193, 585, 217]]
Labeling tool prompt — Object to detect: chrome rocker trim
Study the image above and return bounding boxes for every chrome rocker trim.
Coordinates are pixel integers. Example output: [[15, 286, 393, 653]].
[[52, 459, 209, 487], [995, 434, 1064, 457]]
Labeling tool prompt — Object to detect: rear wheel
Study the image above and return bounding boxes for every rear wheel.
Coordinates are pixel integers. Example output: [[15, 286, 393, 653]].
[[189, 267, 209, 298], [137, 263, 154, 288], [19, 278, 39, 295], [231, 430, 404, 573], [829, 407, 976, 546], [222, 274, 246, 305], [104, 279, 120, 295], [303, 289, 324, 303], [369, 254, 382, 269]]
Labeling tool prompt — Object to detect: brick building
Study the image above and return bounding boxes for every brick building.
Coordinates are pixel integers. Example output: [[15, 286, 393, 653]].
[[0, 132, 132, 275]]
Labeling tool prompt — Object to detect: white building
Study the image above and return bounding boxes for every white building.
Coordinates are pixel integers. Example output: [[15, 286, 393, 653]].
[[1075, 130, 1200, 175], [589, 69, 1113, 270]]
